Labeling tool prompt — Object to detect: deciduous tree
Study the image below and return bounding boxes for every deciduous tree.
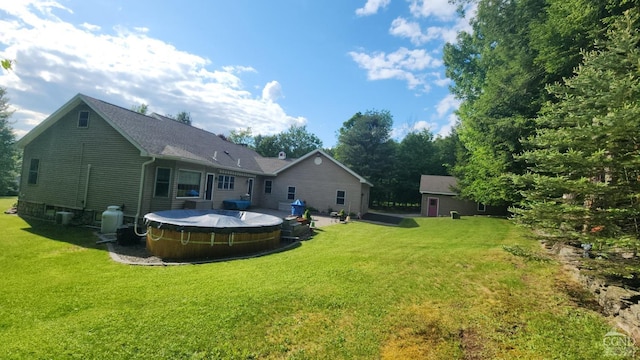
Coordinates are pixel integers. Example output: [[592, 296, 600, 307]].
[[334, 110, 396, 205], [254, 125, 322, 158]]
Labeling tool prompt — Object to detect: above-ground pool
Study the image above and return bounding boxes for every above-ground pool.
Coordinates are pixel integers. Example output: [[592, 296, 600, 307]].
[[143, 209, 283, 260]]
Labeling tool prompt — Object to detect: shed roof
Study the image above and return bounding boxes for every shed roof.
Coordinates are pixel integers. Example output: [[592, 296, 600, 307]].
[[419, 175, 458, 195]]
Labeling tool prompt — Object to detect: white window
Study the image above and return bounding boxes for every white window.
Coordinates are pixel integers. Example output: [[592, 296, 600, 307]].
[[287, 186, 295, 200], [336, 190, 346, 205], [217, 175, 235, 190], [477, 203, 486, 212], [177, 170, 201, 197], [78, 111, 89, 128], [154, 168, 171, 197], [28, 159, 40, 185]]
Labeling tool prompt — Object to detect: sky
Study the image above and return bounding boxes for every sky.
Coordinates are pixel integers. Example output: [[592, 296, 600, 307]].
[[0, 0, 475, 149]]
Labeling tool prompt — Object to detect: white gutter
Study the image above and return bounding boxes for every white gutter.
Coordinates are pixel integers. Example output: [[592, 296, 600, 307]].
[[134, 157, 156, 236]]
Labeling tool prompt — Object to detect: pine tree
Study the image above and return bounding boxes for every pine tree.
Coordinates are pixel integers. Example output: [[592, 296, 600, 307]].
[[513, 9, 640, 251], [0, 87, 18, 195]]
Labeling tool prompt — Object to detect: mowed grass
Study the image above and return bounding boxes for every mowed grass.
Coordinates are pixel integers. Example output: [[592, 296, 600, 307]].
[[0, 197, 615, 359]]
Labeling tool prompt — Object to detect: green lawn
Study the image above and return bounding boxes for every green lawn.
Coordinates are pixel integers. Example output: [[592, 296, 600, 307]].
[[0, 197, 620, 359]]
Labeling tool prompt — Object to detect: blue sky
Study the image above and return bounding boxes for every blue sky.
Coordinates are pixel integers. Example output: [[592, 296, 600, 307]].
[[0, 0, 474, 149]]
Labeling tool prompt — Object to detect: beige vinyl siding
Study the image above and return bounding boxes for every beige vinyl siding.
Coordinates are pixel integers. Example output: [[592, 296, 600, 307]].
[[20, 104, 144, 217], [148, 160, 175, 213], [264, 153, 365, 214], [420, 194, 478, 217], [211, 172, 256, 209]]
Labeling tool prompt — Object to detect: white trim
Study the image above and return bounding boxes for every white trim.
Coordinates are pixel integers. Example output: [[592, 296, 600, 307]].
[[274, 149, 374, 187], [204, 172, 216, 200], [77, 110, 89, 128], [426, 196, 440, 217], [175, 168, 202, 198], [153, 167, 171, 198], [216, 174, 235, 191], [264, 179, 273, 194], [287, 185, 296, 200], [336, 189, 346, 205], [420, 191, 457, 196]]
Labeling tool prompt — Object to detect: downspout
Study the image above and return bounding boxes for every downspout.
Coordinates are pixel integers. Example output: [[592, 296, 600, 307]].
[[134, 157, 156, 236], [83, 164, 91, 208]]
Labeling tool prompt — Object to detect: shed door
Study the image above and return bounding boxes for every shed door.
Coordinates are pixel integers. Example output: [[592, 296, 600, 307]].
[[427, 197, 439, 217]]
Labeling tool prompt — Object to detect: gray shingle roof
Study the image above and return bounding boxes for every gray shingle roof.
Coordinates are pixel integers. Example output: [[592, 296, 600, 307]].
[[254, 157, 292, 174], [80, 94, 265, 173], [17, 93, 372, 184], [419, 175, 458, 195]]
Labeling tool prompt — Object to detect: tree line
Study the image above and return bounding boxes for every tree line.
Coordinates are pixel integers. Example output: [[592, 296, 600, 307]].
[[444, 0, 640, 250], [229, 113, 458, 210]]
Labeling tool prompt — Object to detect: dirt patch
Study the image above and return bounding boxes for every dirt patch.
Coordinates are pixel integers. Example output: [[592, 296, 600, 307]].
[[458, 328, 485, 360], [380, 304, 465, 359]]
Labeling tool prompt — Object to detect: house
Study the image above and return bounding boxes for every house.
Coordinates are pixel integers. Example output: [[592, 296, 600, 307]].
[[15, 93, 372, 225], [419, 175, 507, 217]]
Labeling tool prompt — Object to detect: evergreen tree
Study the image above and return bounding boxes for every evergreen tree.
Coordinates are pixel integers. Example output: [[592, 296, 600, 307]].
[[0, 87, 18, 195], [513, 9, 640, 250]]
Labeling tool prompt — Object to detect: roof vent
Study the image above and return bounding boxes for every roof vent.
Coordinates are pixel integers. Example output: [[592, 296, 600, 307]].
[[278, 151, 286, 160]]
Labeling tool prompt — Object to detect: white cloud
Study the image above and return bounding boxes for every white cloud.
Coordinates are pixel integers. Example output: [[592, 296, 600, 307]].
[[389, 1, 477, 45], [355, 0, 391, 16], [435, 94, 460, 118], [349, 47, 442, 91], [391, 120, 436, 140], [80, 22, 100, 31], [433, 94, 461, 136], [262, 80, 283, 102], [409, 0, 458, 21], [0, 1, 304, 139], [437, 113, 458, 137], [389, 17, 441, 45]]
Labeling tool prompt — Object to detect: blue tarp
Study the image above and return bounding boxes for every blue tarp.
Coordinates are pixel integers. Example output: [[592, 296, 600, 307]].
[[291, 199, 305, 216]]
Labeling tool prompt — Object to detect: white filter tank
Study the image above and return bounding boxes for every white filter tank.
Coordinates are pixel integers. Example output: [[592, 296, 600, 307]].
[[101, 206, 123, 234]]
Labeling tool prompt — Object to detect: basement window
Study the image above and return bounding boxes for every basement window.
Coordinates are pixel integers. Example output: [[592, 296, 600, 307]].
[[78, 111, 89, 128]]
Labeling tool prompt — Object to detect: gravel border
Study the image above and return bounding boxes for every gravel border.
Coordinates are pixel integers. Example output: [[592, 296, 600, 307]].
[[99, 232, 304, 266]]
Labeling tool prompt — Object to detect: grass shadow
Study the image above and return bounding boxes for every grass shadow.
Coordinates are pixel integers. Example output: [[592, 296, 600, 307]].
[[20, 215, 101, 250], [399, 218, 420, 228]]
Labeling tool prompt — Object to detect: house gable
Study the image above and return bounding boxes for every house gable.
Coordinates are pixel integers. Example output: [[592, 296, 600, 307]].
[[257, 150, 371, 214], [18, 101, 144, 219]]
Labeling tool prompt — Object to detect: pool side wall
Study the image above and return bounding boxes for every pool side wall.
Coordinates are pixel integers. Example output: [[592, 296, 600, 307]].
[[146, 227, 281, 259]]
